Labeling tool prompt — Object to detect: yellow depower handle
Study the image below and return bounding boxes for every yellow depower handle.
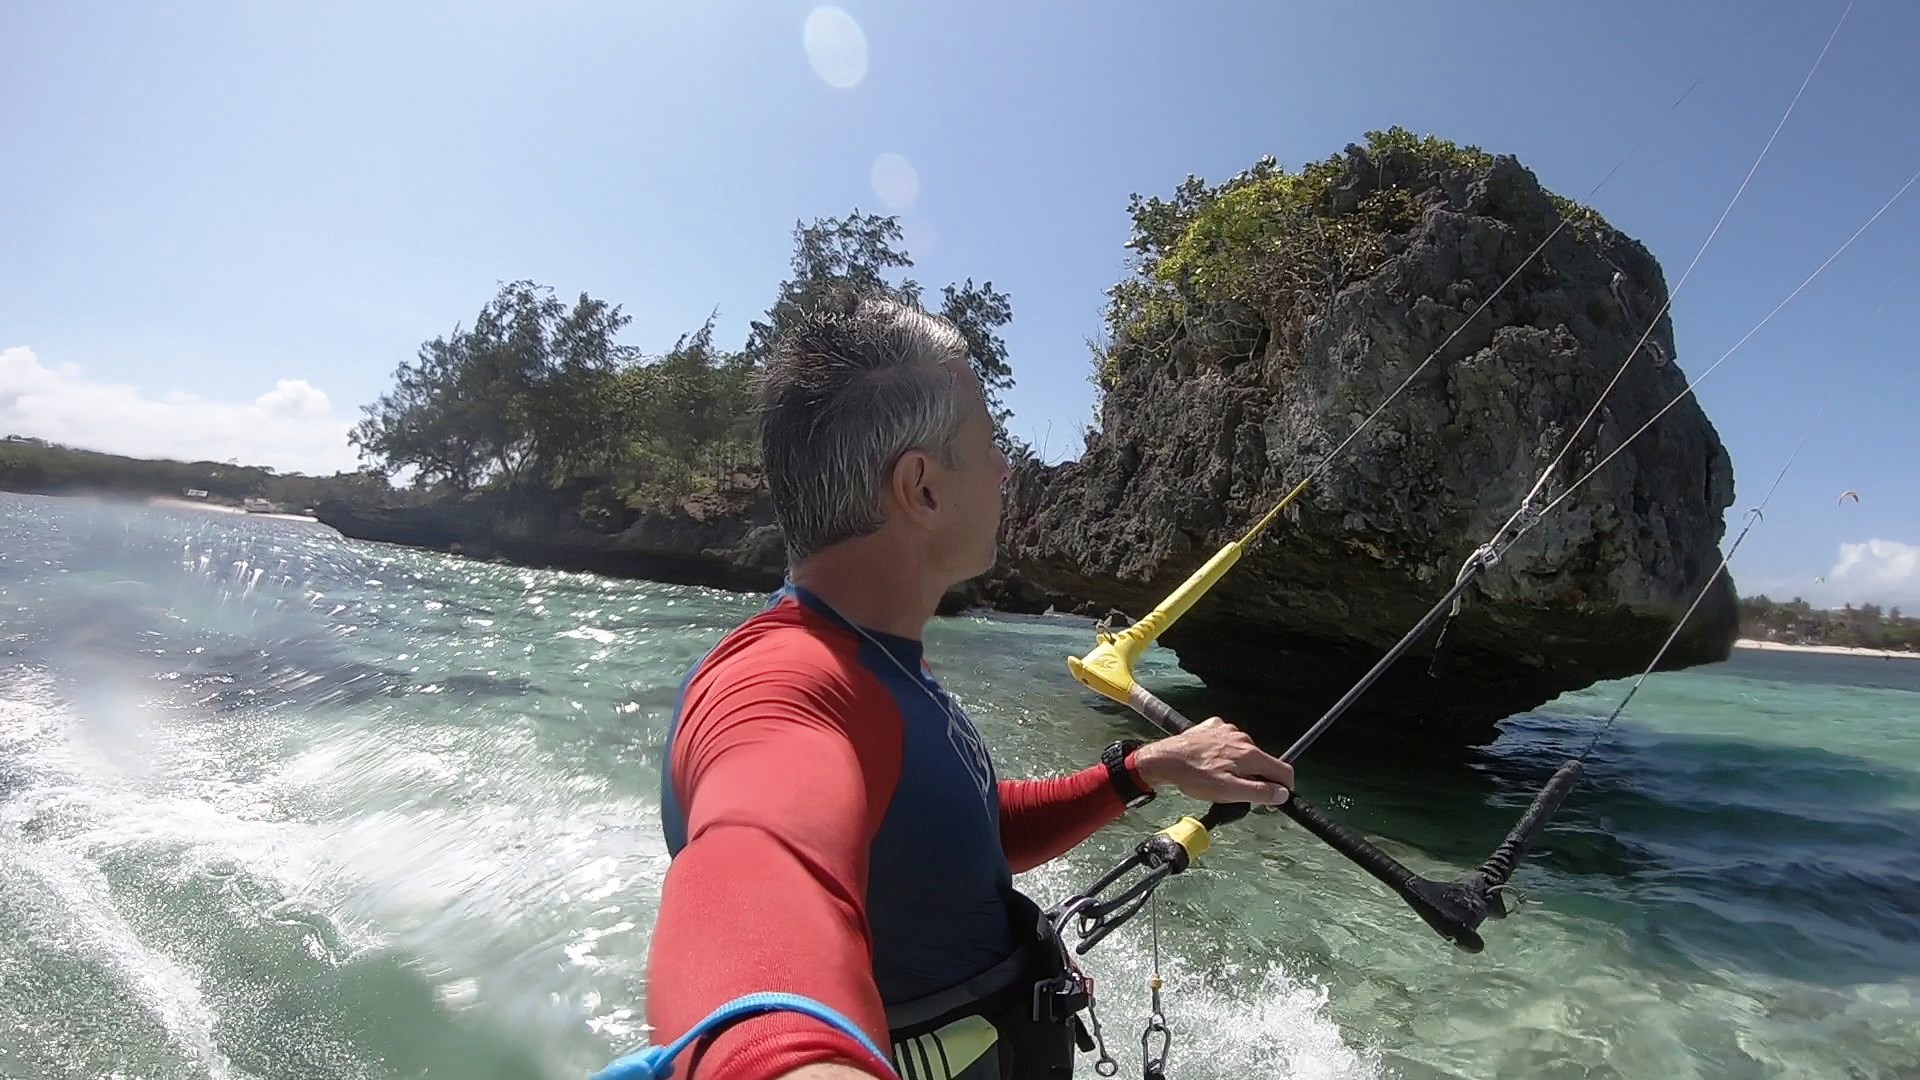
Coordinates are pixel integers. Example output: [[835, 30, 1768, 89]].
[[1066, 472, 1311, 709], [1066, 541, 1248, 706]]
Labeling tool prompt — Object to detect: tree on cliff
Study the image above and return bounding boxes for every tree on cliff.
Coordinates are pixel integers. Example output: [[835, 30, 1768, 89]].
[[349, 211, 1019, 503], [745, 211, 1018, 437], [349, 280, 641, 493], [617, 314, 761, 500]]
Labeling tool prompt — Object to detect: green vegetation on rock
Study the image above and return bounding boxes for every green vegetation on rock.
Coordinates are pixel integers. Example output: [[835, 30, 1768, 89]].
[[1096, 126, 1608, 392]]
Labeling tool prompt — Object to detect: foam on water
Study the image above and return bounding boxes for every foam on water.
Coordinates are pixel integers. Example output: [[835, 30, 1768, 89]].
[[1014, 860, 1385, 1080], [1, 675, 240, 1080]]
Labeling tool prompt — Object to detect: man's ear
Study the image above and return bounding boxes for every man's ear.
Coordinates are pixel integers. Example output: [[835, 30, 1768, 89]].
[[889, 449, 939, 523]]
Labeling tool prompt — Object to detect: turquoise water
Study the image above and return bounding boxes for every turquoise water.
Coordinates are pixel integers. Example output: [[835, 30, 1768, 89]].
[[1, 491, 1915, 1080]]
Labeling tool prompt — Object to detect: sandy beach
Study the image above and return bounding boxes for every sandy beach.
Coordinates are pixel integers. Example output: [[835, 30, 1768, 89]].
[[145, 495, 319, 522], [1734, 638, 1920, 660]]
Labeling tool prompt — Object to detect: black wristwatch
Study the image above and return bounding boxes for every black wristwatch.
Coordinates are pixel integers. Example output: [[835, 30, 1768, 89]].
[[1101, 739, 1155, 809]]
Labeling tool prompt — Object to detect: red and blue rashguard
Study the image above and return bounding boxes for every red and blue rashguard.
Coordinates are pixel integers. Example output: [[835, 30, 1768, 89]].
[[645, 582, 1145, 1080]]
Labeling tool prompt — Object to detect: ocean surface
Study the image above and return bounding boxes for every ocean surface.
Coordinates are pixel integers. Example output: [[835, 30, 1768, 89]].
[[2, 491, 1915, 1080]]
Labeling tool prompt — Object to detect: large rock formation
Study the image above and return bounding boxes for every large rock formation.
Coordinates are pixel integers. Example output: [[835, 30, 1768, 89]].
[[1004, 132, 1739, 745]]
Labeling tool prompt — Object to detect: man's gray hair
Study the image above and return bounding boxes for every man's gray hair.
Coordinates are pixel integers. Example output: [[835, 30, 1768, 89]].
[[759, 292, 972, 563]]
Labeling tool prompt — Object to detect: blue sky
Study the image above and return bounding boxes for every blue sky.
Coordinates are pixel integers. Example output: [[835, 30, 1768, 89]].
[[3, 0, 1916, 608]]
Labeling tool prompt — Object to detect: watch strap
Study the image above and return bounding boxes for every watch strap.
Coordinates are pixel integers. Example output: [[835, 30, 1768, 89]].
[[1103, 739, 1154, 807]]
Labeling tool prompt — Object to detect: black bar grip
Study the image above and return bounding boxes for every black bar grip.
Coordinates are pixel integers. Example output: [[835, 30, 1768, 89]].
[[1462, 760, 1583, 906], [1121, 685, 1581, 954], [1200, 801, 1251, 830], [1278, 795, 1490, 952], [1128, 687, 1265, 834]]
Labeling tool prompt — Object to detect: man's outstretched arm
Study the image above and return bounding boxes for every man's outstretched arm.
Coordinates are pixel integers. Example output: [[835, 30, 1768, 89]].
[[997, 760, 1138, 872], [996, 718, 1297, 873], [645, 671, 905, 1080]]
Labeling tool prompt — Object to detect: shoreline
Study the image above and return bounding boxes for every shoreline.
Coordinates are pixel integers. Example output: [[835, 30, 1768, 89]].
[[1734, 637, 1919, 661], [144, 495, 320, 522]]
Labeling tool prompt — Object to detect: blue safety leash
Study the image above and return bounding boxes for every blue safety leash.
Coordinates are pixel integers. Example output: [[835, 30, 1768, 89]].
[[591, 992, 897, 1080]]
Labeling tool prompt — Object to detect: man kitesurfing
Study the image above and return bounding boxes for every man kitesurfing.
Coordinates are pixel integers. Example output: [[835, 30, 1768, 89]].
[[597, 3, 1920, 1074], [611, 294, 1298, 1080]]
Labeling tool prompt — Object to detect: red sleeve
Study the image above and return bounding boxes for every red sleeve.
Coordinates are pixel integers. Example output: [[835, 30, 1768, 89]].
[[996, 752, 1153, 873], [643, 650, 904, 1080]]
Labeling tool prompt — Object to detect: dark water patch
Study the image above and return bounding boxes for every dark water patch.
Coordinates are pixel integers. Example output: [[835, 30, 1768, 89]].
[[1202, 713, 1920, 989], [0, 757, 29, 801], [435, 671, 537, 698], [1636, 848, 1920, 967]]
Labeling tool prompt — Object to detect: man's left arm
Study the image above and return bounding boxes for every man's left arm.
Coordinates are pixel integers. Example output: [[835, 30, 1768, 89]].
[[996, 718, 1295, 873], [996, 756, 1144, 873]]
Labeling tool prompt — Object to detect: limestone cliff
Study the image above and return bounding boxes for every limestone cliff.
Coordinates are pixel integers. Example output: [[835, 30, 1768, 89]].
[[1003, 131, 1739, 744]]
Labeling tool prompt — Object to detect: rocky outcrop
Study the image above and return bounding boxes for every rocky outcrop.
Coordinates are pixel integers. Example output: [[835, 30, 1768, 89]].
[[1003, 137, 1739, 746], [937, 556, 1094, 617], [314, 479, 790, 594], [314, 477, 1088, 617]]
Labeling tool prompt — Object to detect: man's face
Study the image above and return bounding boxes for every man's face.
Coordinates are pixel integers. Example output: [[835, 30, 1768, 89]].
[[930, 360, 1011, 583]]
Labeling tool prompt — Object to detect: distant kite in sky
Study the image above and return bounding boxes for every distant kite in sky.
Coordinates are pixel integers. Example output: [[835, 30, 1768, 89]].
[[1838, 490, 1860, 506]]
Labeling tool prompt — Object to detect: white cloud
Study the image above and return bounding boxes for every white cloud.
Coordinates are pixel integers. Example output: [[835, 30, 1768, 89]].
[[0, 345, 360, 476], [1824, 539, 1920, 609], [255, 378, 333, 421]]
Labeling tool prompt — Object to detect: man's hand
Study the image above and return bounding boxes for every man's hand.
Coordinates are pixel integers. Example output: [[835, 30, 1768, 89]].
[[1130, 717, 1294, 805]]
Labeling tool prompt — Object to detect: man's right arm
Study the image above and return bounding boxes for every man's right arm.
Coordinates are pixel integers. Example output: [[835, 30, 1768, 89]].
[[644, 662, 905, 1080]]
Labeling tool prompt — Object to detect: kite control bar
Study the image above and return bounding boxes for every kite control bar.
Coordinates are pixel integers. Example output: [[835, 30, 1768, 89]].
[[1056, 680, 1580, 955]]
